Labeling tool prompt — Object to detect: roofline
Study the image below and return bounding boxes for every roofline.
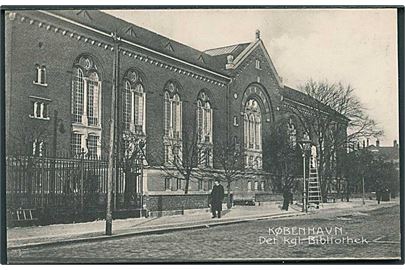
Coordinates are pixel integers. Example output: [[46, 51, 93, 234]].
[[231, 40, 284, 88], [204, 42, 250, 54], [283, 95, 350, 123], [39, 10, 231, 81]]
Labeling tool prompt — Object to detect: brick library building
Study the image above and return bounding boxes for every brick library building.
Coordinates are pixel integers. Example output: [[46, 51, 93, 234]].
[[5, 10, 347, 221]]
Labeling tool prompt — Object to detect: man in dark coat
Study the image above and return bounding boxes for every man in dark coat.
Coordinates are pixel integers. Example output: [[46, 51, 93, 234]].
[[210, 180, 225, 218]]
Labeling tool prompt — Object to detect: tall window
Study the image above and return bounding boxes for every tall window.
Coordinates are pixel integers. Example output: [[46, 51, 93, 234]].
[[122, 70, 145, 135], [196, 91, 213, 143], [72, 67, 84, 123], [255, 59, 261, 70], [71, 56, 101, 127], [87, 135, 98, 158], [163, 82, 182, 139], [163, 82, 182, 164], [71, 133, 82, 157], [244, 99, 262, 150]]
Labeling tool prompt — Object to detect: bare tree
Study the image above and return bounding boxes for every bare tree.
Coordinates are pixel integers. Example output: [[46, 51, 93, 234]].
[[212, 138, 246, 209], [157, 126, 209, 194], [119, 131, 146, 206], [7, 116, 50, 156], [263, 116, 301, 210], [285, 80, 383, 198]]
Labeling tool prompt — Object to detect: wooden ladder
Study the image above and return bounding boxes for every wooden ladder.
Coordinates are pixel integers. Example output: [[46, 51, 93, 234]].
[[308, 163, 322, 208]]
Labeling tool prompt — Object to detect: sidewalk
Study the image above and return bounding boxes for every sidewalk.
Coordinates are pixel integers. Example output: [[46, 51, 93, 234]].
[[7, 198, 399, 249]]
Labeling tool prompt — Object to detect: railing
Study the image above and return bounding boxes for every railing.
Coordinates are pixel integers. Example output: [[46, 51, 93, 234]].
[[6, 155, 109, 211]]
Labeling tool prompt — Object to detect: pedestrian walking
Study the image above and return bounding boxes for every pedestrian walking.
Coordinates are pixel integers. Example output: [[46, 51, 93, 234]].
[[210, 180, 225, 218]]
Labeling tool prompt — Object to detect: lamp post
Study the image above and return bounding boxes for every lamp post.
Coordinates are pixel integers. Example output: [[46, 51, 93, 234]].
[[298, 138, 312, 213]]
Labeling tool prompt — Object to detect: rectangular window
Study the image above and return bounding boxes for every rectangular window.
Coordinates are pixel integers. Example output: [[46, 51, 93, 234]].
[[72, 73, 84, 123], [87, 81, 99, 126], [31, 101, 49, 119], [164, 177, 171, 191], [247, 181, 252, 191], [71, 133, 82, 157], [255, 59, 261, 70], [87, 135, 98, 158], [134, 91, 143, 133], [261, 181, 265, 191], [254, 181, 258, 191], [164, 97, 171, 136], [176, 178, 182, 190], [123, 90, 131, 130], [198, 179, 203, 191]]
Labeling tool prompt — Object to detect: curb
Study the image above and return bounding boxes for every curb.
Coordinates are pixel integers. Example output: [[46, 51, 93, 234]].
[[7, 211, 304, 250], [8, 202, 398, 250]]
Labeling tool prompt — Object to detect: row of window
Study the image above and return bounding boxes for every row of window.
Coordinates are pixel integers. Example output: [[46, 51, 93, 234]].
[[163, 178, 266, 192], [33, 56, 266, 162], [247, 180, 266, 191], [70, 133, 100, 157], [30, 101, 49, 120]]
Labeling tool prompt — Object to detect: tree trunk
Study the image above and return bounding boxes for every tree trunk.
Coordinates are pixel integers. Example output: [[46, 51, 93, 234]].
[[184, 177, 189, 194], [226, 180, 232, 209]]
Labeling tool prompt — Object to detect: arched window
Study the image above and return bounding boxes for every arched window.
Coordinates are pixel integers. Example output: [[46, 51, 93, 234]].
[[164, 91, 171, 136], [122, 70, 145, 135], [244, 99, 262, 150], [196, 91, 213, 144], [72, 67, 84, 123], [71, 55, 102, 158], [163, 82, 182, 140], [172, 94, 181, 139], [87, 72, 100, 126], [71, 56, 101, 127]]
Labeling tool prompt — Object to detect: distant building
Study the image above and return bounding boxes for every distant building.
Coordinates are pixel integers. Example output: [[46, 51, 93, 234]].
[[368, 140, 400, 170]]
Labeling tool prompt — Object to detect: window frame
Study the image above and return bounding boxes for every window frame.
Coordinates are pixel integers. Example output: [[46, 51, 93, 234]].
[[33, 65, 48, 86]]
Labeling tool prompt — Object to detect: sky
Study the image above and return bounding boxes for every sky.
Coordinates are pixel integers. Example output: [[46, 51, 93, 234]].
[[105, 9, 399, 147]]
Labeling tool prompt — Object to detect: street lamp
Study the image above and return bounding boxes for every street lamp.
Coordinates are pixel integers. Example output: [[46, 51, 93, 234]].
[[297, 138, 312, 213]]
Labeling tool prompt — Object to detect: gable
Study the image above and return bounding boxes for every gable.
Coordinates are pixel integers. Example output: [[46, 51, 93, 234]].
[[231, 40, 284, 88]]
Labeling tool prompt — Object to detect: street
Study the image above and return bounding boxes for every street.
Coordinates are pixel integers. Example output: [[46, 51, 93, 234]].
[[8, 205, 401, 263]]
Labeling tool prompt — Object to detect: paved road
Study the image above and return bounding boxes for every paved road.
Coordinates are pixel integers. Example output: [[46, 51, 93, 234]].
[[8, 205, 401, 263]]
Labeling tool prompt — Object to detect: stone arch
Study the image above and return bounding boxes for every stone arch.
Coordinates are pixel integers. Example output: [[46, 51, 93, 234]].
[[240, 83, 274, 123]]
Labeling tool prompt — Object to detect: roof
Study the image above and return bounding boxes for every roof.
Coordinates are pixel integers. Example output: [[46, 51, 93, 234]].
[[204, 43, 250, 57], [40, 9, 230, 77], [204, 42, 251, 70], [281, 86, 350, 122]]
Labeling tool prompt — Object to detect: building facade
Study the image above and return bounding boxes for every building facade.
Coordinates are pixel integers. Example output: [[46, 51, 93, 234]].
[[5, 10, 348, 206]]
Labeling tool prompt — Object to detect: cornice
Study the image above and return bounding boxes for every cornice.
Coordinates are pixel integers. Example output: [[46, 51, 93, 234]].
[[8, 11, 228, 88]]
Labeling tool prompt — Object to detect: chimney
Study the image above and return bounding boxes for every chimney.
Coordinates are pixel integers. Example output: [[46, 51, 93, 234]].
[[394, 140, 398, 148], [376, 139, 380, 147], [255, 29, 261, 41], [225, 55, 234, 69]]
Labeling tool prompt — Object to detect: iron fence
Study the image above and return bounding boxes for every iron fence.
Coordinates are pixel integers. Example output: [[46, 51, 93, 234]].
[[5, 155, 131, 217]]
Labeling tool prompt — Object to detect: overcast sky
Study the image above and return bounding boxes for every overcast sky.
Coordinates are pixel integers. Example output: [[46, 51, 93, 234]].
[[105, 9, 398, 146]]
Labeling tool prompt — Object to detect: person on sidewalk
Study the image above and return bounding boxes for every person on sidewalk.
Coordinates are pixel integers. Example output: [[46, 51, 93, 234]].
[[211, 180, 225, 218]]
